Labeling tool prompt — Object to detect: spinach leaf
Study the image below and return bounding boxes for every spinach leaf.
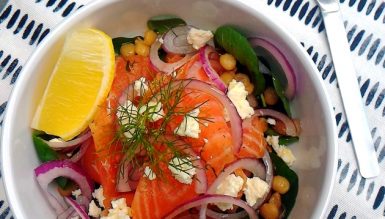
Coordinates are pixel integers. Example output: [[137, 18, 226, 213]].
[[32, 131, 68, 188], [272, 75, 291, 117], [270, 152, 298, 218], [147, 15, 186, 34], [214, 26, 265, 94], [265, 128, 298, 145], [112, 37, 141, 54]]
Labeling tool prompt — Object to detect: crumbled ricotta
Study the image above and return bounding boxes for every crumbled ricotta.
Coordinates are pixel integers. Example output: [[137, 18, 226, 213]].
[[116, 100, 138, 139], [174, 108, 201, 138], [133, 77, 148, 96], [215, 174, 244, 211], [88, 200, 102, 218], [71, 189, 81, 199], [266, 135, 296, 166], [243, 177, 269, 206], [227, 80, 254, 119], [143, 166, 156, 180], [92, 186, 106, 208], [187, 27, 213, 50], [138, 100, 164, 122], [168, 157, 196, 184], [101, 198, 131, 219], [266, 118, 276, 125]]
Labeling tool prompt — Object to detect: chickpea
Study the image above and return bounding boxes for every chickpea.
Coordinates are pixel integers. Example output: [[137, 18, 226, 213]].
[[135, 41, 150, 57], [143, 30, 157, 46], [272, 176, 290, 194], [247, 94, 258, 108], [120, 43, 135, 59], [220, 71, 235, 85], [219, 53, 236, 70], [269, 192, 282, 209], [234, 73, 250, 85], [259, 203, 279, 219], [245, 83, 254, 94], [264, 87, 279, 105]]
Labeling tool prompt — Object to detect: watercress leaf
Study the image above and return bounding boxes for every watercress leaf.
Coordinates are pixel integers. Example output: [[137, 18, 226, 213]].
[[270, 152, 298, 219], [279, 136, 299, 146], [272, 75, 291, 117], [214, 25, 265, 94], [112, 37, 141, 54], [147, 15, 186, 34]]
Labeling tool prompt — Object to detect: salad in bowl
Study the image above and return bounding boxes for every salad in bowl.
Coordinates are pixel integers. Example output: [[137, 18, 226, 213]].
[[30, 15, 301, 219]]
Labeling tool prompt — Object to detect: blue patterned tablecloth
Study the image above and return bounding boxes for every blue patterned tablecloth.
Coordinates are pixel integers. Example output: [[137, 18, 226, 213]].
[[0, 0, 384, 218]]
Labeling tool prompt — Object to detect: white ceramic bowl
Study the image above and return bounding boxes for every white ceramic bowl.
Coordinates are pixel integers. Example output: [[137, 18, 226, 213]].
[[1, 0, 337, 218]]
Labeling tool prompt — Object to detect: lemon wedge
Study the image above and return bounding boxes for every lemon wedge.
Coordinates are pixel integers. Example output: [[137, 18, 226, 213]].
[[31, 28, 115, 140]]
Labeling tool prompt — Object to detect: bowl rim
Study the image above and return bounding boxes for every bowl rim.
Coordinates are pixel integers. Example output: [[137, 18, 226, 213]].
[[1, 0, 338, 218]]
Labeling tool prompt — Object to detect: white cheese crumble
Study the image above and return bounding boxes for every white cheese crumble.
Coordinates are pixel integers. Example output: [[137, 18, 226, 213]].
[[266, 118, 276, 125], [266, 135, 296, 166], [243, 177, 269, 206], [133, 77, 148, 96], [187, 27, 213, 50], [48, 138, 64, 143], [174, 108, 201, 138], [92, 186, 106, 208], [116, 100, 138, 139], [227, 80, 254, 119], [143, 166, 156, 180], [101, 198, 131, 219], [71, 189, 81, 199], [88, 200, 102, 218], [138, 100, 164, 122], [158, 37, 164, 44], [70, 217, 79, 219], [168, 157, 196, 184], [215, 174, 244, 211]]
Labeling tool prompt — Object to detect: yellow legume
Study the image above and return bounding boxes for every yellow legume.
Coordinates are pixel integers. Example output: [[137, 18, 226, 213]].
[[268, 192, 282, 209], [143, 30, 157, 46], [272, 176, 290, 194], [220, 71, 235, 85], [120, 43, 135, 59], [135, 41, 150, 57], [234, 73, 250, 85], [263, 87, 279, 105], [259, 203, 279, 219], [219, 53, 236, 71]]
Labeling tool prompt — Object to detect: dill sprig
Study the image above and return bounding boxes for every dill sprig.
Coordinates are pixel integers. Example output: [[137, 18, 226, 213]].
[[115, 75, 211, 179]]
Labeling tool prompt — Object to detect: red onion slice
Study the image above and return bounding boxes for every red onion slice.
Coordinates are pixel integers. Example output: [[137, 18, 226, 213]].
[[150, 39, 192, 74], [116, 159, 142, 192], [69, 139, 91, 163], [162, 26, 196, 54], [164, 194, 257, 219], [173, 80, 242, 153], [34, 160, 94, 214], [64, 197, 90, 219], [249, 37, 296, 99], [44, 131, 91, 150], [255, 108, 299, 136], [57, 207, 75, 219], [118, 84, 135, 106], [199, 46, 227, 92]]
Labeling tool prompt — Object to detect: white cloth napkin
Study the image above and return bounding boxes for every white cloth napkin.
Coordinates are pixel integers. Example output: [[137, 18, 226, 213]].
[[0, 0, 384, 218]]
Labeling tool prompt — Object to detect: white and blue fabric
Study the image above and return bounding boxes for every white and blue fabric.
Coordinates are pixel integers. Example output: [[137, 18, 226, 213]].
[[0, 0, 384, 218]]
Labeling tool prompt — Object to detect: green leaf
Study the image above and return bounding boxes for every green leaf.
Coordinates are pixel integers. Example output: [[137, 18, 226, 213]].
[[147, 15, 186, 34], [112, 37, 141, 54], [32, 131, 68, 188], [270, 152, 298, 218], [272, 75, 291, 117], [214, 26, 265, 94], [279, 136, 299, 146]]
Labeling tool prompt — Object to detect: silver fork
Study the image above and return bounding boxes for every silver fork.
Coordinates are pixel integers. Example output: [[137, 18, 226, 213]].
[[316, 0, 379, 178]]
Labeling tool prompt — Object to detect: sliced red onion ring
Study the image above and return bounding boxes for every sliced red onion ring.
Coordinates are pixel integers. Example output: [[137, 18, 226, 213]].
[[162, 26, 195, 54], [150, 39, 192, 74], [255, 108, 299, 136], [202, 156, 273, 218], [64, 197, 90, 219], [199, 46, 227, 92], [69, 139, 91, 163], [116, 159, 142, 192], [172, 79, 242, 153], [249, 37, 296, 99], [44, 131, 91, 151], [164, 194, 257, 219], [34, 160, 94, 214], [57, 207, 75, 219]]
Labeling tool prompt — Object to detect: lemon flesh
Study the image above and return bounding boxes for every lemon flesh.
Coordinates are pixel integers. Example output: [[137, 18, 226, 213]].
[[31, 28, 115, 141]]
